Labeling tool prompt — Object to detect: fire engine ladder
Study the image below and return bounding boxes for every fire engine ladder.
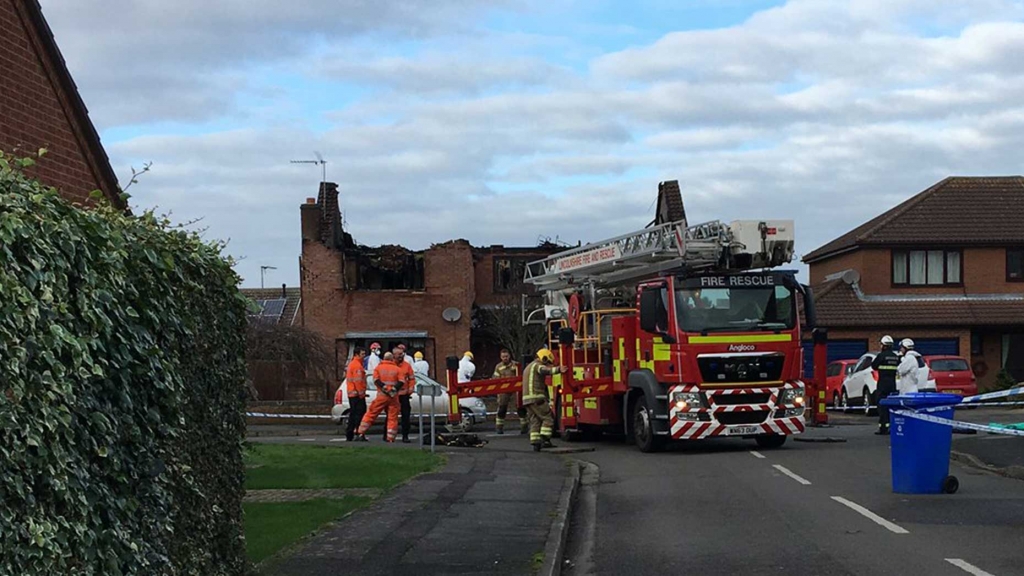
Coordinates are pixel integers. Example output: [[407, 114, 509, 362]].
[[524, 218, 734, 292]]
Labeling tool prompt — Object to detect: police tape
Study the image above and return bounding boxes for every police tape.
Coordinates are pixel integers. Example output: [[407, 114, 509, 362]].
[[918, 401, 1024, 414], [245, 412, 333, 419], [890, 409, 1024, 437], [962, 385, 1024, 404]]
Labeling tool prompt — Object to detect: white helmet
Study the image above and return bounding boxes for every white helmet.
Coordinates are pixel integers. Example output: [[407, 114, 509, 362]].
[[900, 338, 914, 349], [881, 335, 894, 346]]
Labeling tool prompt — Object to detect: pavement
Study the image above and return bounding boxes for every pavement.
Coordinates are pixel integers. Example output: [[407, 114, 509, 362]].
[[249, 406, 1024, 576], [251, 432, 575, 576]]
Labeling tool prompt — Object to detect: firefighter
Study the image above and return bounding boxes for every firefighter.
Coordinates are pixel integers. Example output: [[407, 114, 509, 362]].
[[522, 348, 568, 451], [392, 346, 416, 443], [355, 352, 401, 442], [367, 342, 383, 373], [492, 348, 522, 435], [871, 335, 901, 435], [345, 347, 369, 442]]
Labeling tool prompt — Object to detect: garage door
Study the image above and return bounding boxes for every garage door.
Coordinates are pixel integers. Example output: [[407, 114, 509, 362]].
[[802, 339, 869, 379], [903, 338, 959, 356]]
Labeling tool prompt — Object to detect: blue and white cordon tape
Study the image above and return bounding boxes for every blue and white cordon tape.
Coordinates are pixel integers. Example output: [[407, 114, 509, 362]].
[[245, 412, 332, 419], [892, 384, 1024, 436]]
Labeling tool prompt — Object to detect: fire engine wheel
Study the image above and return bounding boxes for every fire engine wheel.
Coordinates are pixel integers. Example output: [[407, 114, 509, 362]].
[[632, 395, 663, 453], [755, 435, 787, 449]]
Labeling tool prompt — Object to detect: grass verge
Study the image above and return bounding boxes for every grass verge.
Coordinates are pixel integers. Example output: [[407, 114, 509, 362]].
[[243, 497, 371, 564], [245, 443, 442, 490], [244, 443, 444, 565]]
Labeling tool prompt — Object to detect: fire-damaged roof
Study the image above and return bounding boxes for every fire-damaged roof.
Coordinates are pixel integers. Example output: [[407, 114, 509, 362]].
[[803, 176, 1024, 263], [811, 276, 1024, 327]]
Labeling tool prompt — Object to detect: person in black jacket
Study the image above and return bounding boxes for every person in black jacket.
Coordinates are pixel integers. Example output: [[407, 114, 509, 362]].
[[871, 335, 901, 435]]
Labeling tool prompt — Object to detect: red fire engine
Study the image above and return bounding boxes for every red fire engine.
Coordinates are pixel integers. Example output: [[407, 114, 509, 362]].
[[447, 182, 823, 452]]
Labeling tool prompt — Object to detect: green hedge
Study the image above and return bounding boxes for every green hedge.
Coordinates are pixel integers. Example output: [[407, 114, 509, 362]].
[[0, 152, 249, 575]]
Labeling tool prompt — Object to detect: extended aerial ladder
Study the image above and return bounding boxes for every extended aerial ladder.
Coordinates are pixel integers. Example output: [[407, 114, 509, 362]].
[[446, 181, 814, 433]]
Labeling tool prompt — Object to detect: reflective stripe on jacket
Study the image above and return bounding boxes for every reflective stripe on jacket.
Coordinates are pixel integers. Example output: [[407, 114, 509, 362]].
[[492, 361, 519, 379], [396, 360, 416, 396], [373, 360, 402, 396], [521, 361, 554, 405], [346, 357, 367, 397]]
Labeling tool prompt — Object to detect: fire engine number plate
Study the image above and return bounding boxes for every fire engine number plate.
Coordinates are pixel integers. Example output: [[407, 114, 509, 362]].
[[726, 426, 759, 436]]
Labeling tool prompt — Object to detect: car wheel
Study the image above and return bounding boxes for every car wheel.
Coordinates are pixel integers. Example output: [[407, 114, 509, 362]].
[[840, 390, 850, 413], [632, 395, 663, 453], [863, 388, 874, 416], [459, 408, 476, 431], [832, 392, 841, 410], [756, 435, 787, 449]]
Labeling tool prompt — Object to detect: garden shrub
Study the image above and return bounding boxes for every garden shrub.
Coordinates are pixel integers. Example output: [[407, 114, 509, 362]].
[[0, 152, 249, 575]]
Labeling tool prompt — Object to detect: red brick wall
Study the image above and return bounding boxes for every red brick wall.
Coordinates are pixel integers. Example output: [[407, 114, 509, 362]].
[[811, 248, 1022, 295], [301, 240, 475, 379], [0, 0, 111, 205]]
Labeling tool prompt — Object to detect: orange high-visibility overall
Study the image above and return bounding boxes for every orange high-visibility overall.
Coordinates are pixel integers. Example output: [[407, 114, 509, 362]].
[[357, 360, 401, 442]]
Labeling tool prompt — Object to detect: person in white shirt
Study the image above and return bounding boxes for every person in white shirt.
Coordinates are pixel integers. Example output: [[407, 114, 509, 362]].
[[458, 351, 476, 383], [413, 351, 430, 376], [366, 342, 382, 386], [897, 338, 924, 394]]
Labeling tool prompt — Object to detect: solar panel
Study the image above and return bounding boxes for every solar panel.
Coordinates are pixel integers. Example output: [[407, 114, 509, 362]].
[[260, 299, 287, 320]]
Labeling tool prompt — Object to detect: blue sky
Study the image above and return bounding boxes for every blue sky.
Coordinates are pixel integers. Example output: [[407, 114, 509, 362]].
[[40, 0, 1024, 287]]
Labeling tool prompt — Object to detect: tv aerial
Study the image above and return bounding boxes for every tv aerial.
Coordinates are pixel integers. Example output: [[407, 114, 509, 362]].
[[290, 151, 327, 184]]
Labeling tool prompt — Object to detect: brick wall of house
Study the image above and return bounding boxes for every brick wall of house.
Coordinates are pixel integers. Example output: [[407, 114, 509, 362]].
[[0, 0, 108, 204], [822, 327, 1008, 390], [812, 247, 1021, 295], [301, 239, 475, 380]]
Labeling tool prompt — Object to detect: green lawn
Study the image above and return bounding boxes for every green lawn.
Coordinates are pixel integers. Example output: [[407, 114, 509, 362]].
[[244, 444, 443, 490], [243, 497, 371, 564], [243, 444, 443, 565]]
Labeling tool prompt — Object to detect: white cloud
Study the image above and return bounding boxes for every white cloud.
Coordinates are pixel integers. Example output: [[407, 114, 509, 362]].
[[40, 0, 1024, 286]]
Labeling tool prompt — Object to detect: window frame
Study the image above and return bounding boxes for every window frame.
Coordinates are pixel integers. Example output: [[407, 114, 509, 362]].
[[492, 256, 531, 293], [891, 248, 963, 287], [1008, 248, 1024, 283]]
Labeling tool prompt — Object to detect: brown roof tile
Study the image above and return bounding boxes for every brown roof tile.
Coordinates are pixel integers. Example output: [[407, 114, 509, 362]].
[[803, 176, 1024, 263], [812, 279, 1024, 327], [240, 287, 301, 325]]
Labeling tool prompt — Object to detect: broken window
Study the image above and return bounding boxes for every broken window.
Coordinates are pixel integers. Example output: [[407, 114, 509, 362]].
[[493, 258, 528, 292], [345, 245, 425, 290]]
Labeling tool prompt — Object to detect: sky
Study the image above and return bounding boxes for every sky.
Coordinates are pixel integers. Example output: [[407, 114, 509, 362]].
[[39, 0, 1024, 288]]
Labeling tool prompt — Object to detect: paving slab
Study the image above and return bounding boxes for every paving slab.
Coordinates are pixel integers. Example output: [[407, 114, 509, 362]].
[[264, 450, 570, 576]]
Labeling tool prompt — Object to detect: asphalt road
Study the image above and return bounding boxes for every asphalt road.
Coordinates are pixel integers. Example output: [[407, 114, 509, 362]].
[[563, 422, 1024, 576]]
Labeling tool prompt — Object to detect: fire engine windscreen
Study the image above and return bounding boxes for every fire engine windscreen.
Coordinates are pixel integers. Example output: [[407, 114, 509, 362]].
[[675, 285, 795, 333]]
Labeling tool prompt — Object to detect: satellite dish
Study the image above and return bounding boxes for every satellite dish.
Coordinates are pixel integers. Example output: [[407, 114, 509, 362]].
[[442, 307, 462, 323]]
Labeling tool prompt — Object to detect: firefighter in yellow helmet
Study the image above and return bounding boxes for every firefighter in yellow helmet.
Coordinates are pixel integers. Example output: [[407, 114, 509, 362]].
[[522, 348, 568, 451]]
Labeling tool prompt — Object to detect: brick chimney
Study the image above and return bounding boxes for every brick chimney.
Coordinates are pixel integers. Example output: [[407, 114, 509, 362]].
[[300, 197, 319, 243], [317, 182, 342, 248]]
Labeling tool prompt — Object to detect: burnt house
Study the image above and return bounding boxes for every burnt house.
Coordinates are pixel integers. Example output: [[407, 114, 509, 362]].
[[299, 183, 560, 383]]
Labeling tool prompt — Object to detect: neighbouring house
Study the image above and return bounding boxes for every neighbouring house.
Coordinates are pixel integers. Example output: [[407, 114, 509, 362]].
[[0, 0, 123, 208], [299, 183, 560, 385], [803, 176, 1024, 391]]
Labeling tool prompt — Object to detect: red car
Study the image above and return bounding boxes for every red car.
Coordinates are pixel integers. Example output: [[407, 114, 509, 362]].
[[825, 359, 859, 408], [923, 356, 978, 397]]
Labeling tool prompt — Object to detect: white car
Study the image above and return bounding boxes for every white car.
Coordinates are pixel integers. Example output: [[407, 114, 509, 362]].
[[331, 372, 488, 430], [840, 352, 935, 414]]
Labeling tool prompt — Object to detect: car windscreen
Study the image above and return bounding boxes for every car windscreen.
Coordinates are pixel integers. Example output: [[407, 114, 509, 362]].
[[930, 358, 970, 372], [675, 285, 795, 333]]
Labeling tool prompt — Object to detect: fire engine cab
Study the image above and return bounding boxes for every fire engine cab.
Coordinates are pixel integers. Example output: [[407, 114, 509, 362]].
[[447, 181, 817, 452]]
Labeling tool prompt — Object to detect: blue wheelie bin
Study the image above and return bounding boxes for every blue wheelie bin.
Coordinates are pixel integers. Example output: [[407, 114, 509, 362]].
[[879, 393, 963, 495]]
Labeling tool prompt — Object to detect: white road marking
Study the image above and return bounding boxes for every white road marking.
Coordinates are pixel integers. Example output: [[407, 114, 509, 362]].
[[945, 559, 997, 576], [749, 451, 766, 459], [329, 438, 346, 442], [772, 464, 811, 485], [299, 438, 317, 442], [830, 496, 909, 534]]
